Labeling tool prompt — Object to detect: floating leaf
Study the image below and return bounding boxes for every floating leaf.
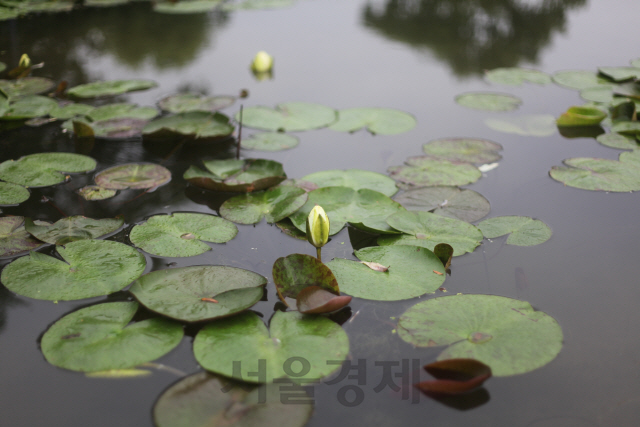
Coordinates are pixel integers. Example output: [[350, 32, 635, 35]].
[[477, 216, 551, 246], [1, 239, 145, 300], [272, 253, 339, 307], [129, 213, 238, 257], [296, 286, 352, 314], [0, 77, 55, 98], [394, 186, 490, 223], [485, 68, 551, 86], [327, 245, 445, 301], [129, 265, 266, 322], [422, 138, 502, 164], [222, 0, 296, 11], [154, 0, 224, 14], [388, 157, 482, 189], [239, 102, 336, 132], [0, 152, 96, 187], [397, 294, 563, 376], [89, 103, 160, 121], [0, 182, 29, 205], [158, 93, 235, 113], [242, 132, 299, 151], [288, 187, 405, 235], [193, 310, 349, 383], [596, 133, 640, 150], [67, 79, 157, 98], [598, 67, 640, 82], [219, 186, 307, 224], [556, 106, 607, 127], [612, 121, 640, 136], [24, 216, 124, 244], [41, 301, 183, 372], [94, 163, 171, 190], [416, 358, 492, 395], [87, 118, 153, 139], [275, 218, 307, 240], [77, 185, 117, 201], [580, 86, 614, 103], [328, 107, 416, 135], [153, 372, 313, 427], [85, 369, 152, 378], [455, 92, 522, 112], [49, 102, 95, 120], [185, 158, 286, 192], [378, 211, 483, 256], [550, 156, 640, 192], [301, 169, 398, 197], [143, 112, 234, 140], [552, 70, 604, 90], [0, 216, 43, 257], [485, 114, 557, 136], [1, 95, 57, 120]]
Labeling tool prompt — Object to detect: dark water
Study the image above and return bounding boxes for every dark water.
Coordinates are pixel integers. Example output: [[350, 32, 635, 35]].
[[1, 1, 640, 426]]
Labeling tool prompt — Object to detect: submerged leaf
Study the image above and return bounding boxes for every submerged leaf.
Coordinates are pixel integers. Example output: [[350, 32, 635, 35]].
[[477, 216, 551, 246]]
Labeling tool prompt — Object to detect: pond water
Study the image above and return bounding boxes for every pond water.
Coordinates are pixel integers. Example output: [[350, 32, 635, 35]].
[[1, 1, 640, 426]]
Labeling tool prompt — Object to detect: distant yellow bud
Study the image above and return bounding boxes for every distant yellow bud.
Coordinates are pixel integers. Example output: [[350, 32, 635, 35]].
[[251, 51, 273, 73], [306, 205, 329, 249], [18, 53, 31, 69]]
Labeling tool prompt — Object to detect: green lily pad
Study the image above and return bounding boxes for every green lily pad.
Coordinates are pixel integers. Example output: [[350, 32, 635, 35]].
[[222, 0, 295, 10], [422, 138, 502, 164], [153, 372, 313, 427], [328, 107, 416, 135], [0, 77, 55, 98], [129, 213, 238, 257], [477, 216, 551, 246], [89, 103, 160, 122], [0, 152, 96, 187], [81, 118, 152, 139], [77, 185, 117, 201], [241, 132, 299, 151], [388, 157, 482, 188], [0, 62, 5, 73], [596, 133, 640, 150], [612, 121, 640, 136], [94, 163, 171, 190], [0, 182, 30, 205], [397, 294, 563, 376], [272, 254, 339, 307], [394, 186, 490, 223], [238, 102, 337, 132], [41, 301, 183, 372], [288, 187, 405, 235], [301, 169, 398, 197], [49, 102, 95, 120], [485, 114, 557, 136], [0, 216, 43, 257], [184, 158, 286, 193], [598, 67, 640, 82], [24, 216, 124, 245], [580, 86, 614, 103], [0, 239, 146, 300], [67, 79, 157, 98], [275, 218, 307, 240], [143, 111, 234, 140], [193, 310, 349, 383], [552, 70, 604, 90], [549, 156, 640, 192], [485, 68, 551, 86], [377, 211, 483, 256], [1, 95, 58, 120], [455, 92, 522, 112], [556, 106, 607, 127], [219, 186, 307, 225], [158, 93, 235, 113], [154, 0, 223, 14], [326, 245, 446, 301], [129, 265, 266, 322]]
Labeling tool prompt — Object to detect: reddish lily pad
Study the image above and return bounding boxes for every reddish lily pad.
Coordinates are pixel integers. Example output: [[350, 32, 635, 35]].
[[184, 158, 286, 193], [0, 216, 43, 257], [94, 163, 171, 190], [296, 286, 352, 314], [272, 253, 340, 307], [416, 359, 492, 395]]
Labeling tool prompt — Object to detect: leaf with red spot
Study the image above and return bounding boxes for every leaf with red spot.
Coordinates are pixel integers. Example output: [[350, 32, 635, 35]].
[[416, 358, 492, 395], [272, 253, 340, 307]]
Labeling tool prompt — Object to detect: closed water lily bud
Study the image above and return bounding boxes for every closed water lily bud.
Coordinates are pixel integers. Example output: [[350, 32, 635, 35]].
[[251, 51, 273, 73], [306, 205, 329, 249]]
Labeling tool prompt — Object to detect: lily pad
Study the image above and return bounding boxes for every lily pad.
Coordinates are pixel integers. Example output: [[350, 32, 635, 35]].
[[549, 157, 640, 192], [394, 186, 490, 223], [67, 79, 157, 98], [477, 216, 551, 246], [143, 112, 234, 140], [49, 102, 95, 120], [222, 0, 295, 10], [580, 86, 614, 103], [129, 265, 266, 322], [272, 254, 339, 307], [1, 95, 57, 120], [275, 218, 307, 240], [417, 359, 492, 395], [0, 77, 55, 98], [327, 245, 445, 301], [485, 114, 557, 136], [556, 106, 607, 127], [89, 103, 160, 121], [219, 186, 307, 225], [82, 118, 151, 139], [388, 157, 482, 188], [77, 185, 117, 201], [0, 182, 30, 205], [422, 138, 502, 164], [455, 92, 522, 112], [288, 187, 405, 235], [94, 163, 171, 190], [612, 121, 640, 136], [24, 216, 124, 244], [397, 294, 563, 376], [241, 132, 299, 151], [158, 93, 235, 113], [485, 68, 551, 86], [0, 152, 96, 187], [238, 102, 337, 132], [41, 301, 183, 372], [552, 70, 604, 90], [301, 169, 398, 197], [153, 372, 313, 427], [596, 133, 640, 150], [193, 310, 349, 383], [0, 239, 146, 300], [184, 158, 286, 193], [154, 0, 223, 13], [598, 67, 640, 82], [328, 107, 416, 135], [129, 213, 238, 257], [296, 286, 352, 314], [0, 216, 43, 257], [377, 211, 483, 256]]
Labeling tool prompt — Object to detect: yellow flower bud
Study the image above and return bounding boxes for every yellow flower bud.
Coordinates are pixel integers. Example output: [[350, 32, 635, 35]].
[[251, 51, 273, 73], [306, 205, 329, 249], [18, 53, 31, 69]]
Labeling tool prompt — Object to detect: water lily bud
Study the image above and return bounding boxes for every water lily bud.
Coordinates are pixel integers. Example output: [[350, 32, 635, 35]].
[[306, 205, 329, 249], [18, 53, 31, 69], [251, 51, 273, 73]]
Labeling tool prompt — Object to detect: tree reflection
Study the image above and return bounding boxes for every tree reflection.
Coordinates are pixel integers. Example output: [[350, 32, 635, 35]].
[[362, 0, 586, 77]]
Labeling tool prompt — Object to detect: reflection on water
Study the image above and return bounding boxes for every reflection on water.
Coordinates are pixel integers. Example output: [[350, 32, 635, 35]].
[[362, 0, 586, 76]]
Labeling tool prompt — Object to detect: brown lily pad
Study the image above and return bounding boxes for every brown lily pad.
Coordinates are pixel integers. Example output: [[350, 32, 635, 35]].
[[272, 253, 340, 307], [0, 216, 43, 257], [296, 286, 352, 314], [416, 358, 492, 395]]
